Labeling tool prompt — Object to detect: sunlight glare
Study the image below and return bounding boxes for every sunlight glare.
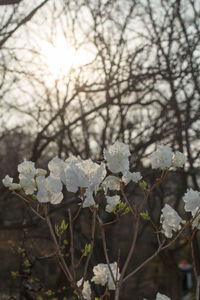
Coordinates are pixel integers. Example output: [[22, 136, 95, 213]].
[[41, 35, 91, 78]]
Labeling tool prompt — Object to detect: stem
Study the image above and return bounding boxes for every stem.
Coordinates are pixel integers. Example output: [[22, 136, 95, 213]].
[[123, 242, 164, 282], [83, 208, 96, 282], [120, 183, 136, 219], [190, 229, 200, 300], [43, 204, 73, 281], [123, 224, 187, 283], [97, 216, 116, 286], [68, 208, 76, 279], [43, 204, 84, 300], [13, 191, 45, 221], [114, 216, 140, 299]]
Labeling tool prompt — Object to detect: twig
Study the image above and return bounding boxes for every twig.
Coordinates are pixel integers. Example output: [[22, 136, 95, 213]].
[[68, 208, 76, 279], [43, 204, 84, 299], [83, 208, 96, 282], [97, 216, 116, 287]]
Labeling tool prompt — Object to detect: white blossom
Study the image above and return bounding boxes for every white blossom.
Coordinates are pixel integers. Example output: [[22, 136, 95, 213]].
[[91, 262, 120, 290], [36, 176, 63, 204], [160, 204, 182, 238], [103, 141, 130, 173], [48, 156, 67, 184], [65, 159, 106, 194], [106, 195, 120, 213], [18, 160, 36, 178], [150, 145, 173, 169], [18, 161, 37, 195], [183, 188, 200, 213], [102, 176, 121, 193], [2, 175, 21, 190], [191, 208, 200, 230], [2, 175, 13, 187], [172, 152, 186, 168], [64, 158, 106, 207], [156, 292, 171, 300], [122, 171, 142, 185], [77, 279, 91, 300], [19, 176, 36, 195]]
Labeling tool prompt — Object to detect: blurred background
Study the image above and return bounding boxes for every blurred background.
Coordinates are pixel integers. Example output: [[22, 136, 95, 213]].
[[0, 0, 200, 299]]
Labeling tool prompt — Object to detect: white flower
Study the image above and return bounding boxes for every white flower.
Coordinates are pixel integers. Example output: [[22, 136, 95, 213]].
[[2, 175, 13, 187], [172, 152, 186, 168], [2, 176, 21, 190], [48, 156, 67, 184], [102, 176, 121, 193], [19, 176, 36, 195], [77, 279, 91, 300], [18, 160, 36, 177], [103, 141, 130, 173], [191, 208, 200, 230], [150, 145, 172, 169], [36, 176, 63, 204], [156, 292, 171, 300], [65, 159, 106, 194], [91, 262, 120, 290], [122, 171, 142, 185], [183, 188, 200, 213], [64, 158, 106, 207], [160, 204, 182, 238], [106, 195, 120, 213], [18, 160, 37, 195]]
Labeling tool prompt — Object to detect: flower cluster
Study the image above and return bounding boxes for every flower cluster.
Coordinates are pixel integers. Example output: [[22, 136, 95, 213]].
[[160, 204, 182, 238], [2, 141, 200, 299], [76, 262, 120, 300], [2, 141, 142, 210], [103, 140, 130, 173], [91, 262, 120, 290], [183, 188, 200, 229], [150, 145, 186, 169], [77, 279, 91, 300]]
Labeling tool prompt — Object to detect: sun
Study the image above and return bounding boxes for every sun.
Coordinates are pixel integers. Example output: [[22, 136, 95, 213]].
[[41, 34, 91, 79]]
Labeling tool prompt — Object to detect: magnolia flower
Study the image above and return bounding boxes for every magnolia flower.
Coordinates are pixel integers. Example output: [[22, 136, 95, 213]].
[[160, 204, 182, 238], [106, 195, 120, 213], [102, 176, 121, 193], [122, 171, 142, 185], [2, 175, 21, 190], [150, 145, 172, 169], [183, 188, 200, 213], [156, 292, 171, 300], [103, 140, 130, 173], [77, 279, 91, 300], [172, 152, 186, 168], [91, 262, 120, 290], [36, 176, 63, 204]]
